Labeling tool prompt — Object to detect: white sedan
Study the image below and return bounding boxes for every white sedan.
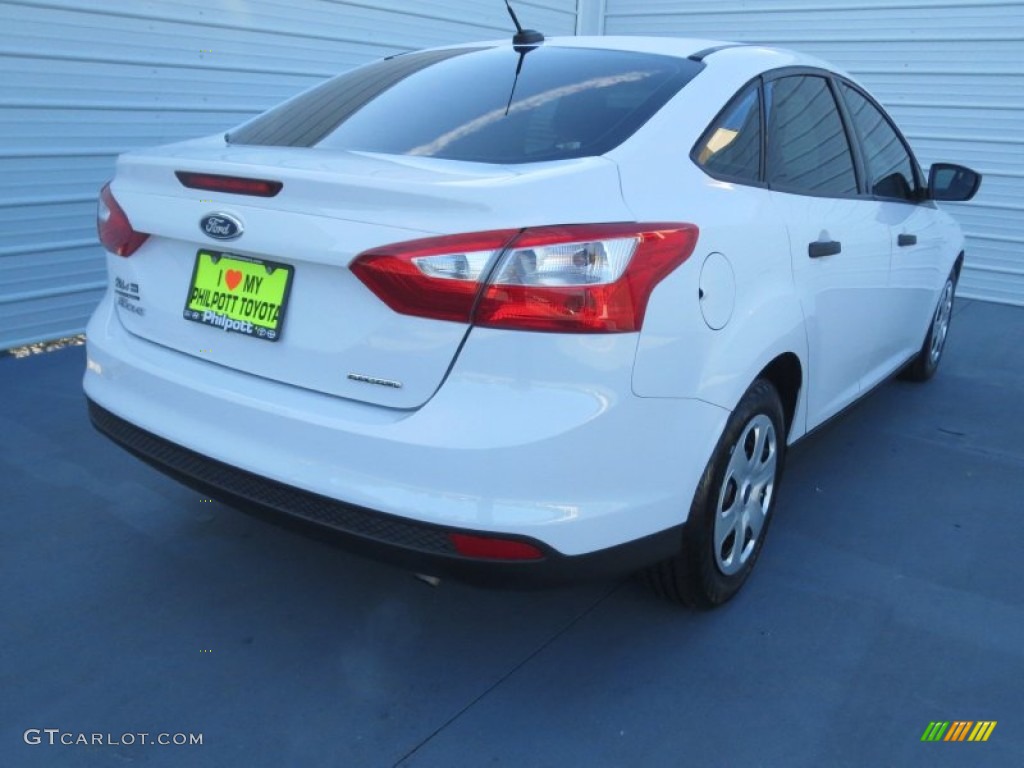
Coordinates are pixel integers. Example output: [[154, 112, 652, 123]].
[[84, 35, 980, 607]]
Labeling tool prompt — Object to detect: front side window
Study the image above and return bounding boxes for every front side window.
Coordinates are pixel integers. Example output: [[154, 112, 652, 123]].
[[766, 76, 858, 197], [695, 84, 762, 183], [229, 47, 703, 164], [840, 83, 918, 201]]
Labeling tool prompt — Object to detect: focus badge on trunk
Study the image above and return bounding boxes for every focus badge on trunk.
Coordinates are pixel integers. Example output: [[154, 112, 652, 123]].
[[200, 213, 243, 240]]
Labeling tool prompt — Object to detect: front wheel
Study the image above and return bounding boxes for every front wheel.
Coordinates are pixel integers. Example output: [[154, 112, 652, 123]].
[[644, 379, 786, 608], [901, 269, 957, 382]]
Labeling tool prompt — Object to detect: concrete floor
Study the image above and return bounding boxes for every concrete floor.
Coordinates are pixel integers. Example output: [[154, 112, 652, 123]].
[[2, 298, 1022, 767]]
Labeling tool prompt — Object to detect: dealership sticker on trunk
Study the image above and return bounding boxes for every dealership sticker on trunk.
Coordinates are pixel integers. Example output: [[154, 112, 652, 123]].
[[183, 250, 293, 341]]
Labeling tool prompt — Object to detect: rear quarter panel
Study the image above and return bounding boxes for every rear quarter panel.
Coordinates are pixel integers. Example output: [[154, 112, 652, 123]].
[[628, 170, 806, 434], [611, 58, 808, 437]]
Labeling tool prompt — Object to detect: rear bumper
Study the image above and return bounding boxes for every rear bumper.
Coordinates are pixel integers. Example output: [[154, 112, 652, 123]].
[[88, 398, 681, 586], [84, 290, 729, 582]]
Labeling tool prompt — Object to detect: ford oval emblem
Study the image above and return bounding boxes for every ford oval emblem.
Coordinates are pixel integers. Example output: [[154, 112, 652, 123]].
[[200, 213, 243, 240]]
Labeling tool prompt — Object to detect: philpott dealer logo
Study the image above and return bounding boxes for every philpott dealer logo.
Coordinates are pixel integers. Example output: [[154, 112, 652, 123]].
[[24, 729, 203, 747], [921, 720, 997, 742]]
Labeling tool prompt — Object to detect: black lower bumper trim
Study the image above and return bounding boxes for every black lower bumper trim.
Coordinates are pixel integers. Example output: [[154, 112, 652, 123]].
[[86, 398, 682, 587]]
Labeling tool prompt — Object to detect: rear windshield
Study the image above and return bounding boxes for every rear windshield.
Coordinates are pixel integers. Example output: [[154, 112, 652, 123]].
[[228, 46, 703, 164]]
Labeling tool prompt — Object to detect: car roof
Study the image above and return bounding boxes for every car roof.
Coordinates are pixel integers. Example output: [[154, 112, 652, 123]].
[[435, 35, 849, 80]]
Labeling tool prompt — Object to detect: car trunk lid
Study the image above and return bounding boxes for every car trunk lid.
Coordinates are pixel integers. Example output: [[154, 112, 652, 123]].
[[107, 142, 633, 409]]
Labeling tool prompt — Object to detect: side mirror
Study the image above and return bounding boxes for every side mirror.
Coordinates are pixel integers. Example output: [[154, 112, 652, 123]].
[[928, 163, 981, 201]]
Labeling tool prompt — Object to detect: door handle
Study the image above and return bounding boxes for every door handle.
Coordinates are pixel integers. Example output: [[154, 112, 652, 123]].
[[897, 233, 917, 247], [808, 240, 842, 258]]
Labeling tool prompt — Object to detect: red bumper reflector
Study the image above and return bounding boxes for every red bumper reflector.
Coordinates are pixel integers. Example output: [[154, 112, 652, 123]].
[[449, 533, 544, 561], [175, 171, 283, 197]]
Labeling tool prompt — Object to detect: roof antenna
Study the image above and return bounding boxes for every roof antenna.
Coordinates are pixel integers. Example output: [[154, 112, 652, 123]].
[[504, 0, 544, 52], [503, 0, 544, 115]]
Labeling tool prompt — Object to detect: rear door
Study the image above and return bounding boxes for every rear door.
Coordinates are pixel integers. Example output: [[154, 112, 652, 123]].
[[765, 73, 892, 427]]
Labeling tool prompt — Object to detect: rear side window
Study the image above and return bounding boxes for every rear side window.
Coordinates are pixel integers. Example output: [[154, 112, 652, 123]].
[[694, 84, 762, 183], [766, 76, 858, 197], [839, 83, 919, 201], [229, 46, 703, 164]]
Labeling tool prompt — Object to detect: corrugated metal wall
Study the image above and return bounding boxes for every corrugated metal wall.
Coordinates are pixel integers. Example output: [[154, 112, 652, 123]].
[[603, 0, 1024, 306], [0, 0, 579, 349]]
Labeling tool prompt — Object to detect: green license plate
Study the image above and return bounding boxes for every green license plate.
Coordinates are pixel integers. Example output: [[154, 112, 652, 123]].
[[182, 250, 294, 341]]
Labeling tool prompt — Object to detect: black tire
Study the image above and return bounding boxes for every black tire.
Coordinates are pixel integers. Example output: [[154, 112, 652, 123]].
[[901, 268, 957, 382], [644, 379, 786, 608]]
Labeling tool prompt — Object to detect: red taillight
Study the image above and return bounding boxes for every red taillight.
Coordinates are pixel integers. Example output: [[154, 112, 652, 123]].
[[350, 230, 519, 323], [479, 223, 698, 333], [175, 171, 282, 197], [449, 533, 544, 561], [97, 183, 149, 257], [351, 223, 699, 333]]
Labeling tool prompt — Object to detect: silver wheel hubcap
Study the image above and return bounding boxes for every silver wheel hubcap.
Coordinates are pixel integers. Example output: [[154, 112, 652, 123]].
[[929, 279, 954, 365], [714, 414, 777, 576]]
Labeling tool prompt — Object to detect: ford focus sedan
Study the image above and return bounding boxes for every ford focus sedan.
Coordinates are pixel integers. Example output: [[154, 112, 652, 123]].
[[84, 36, 980, 607]]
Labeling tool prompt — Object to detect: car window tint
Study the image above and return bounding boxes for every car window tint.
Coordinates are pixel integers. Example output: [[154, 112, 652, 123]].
[[230, 47, 703, 164], [695, 85, 761, 183], [840, 83, 918, 201], [766, 76, 858, 196], [228, 49, 477, 148]]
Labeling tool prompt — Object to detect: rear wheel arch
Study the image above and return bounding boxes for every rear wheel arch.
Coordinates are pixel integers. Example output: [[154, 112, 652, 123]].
[[644, 377, 787, 608], [673, 290, 806, 409], [755, 353, 802, 440]]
